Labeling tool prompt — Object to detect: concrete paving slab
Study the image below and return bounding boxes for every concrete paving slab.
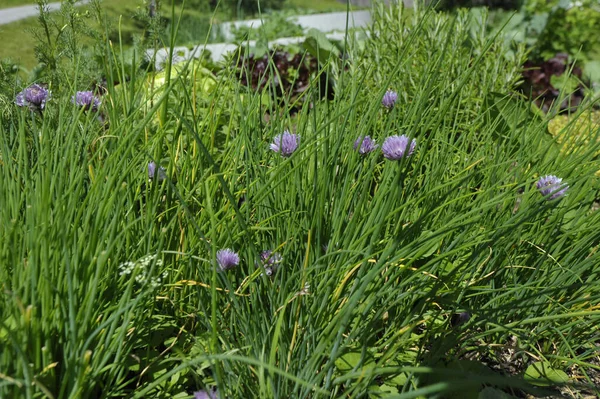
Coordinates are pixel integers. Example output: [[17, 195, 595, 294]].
[[149, 31, 369, 70], [147, 10, 372, 70], [218, 10, 371, 41]]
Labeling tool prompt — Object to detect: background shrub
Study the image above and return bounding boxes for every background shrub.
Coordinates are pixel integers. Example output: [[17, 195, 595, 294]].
[[434, 0, 521, 10], [212, 0, 288, 18]]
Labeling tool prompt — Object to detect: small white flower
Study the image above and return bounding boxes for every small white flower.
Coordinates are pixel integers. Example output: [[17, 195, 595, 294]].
[[296, 283, 310, 297], [117, 254, 166, 289], [118, 261, 135, 276]]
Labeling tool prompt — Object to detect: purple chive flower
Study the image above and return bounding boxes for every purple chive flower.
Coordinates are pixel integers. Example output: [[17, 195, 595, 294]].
[[536, 175, 568, 200], [270, 130, 299, 157], [353, 136, 378, 155], [260, 250, 282, 276], [382, 89, 398, 109], [71, 91, 101, 111], [260, 250, 282, 265], [15, 84, 51, 110], [216, 248, 239, 271], [194, 388, 218, 399], [381, 135, 416, 160], [148, 162, 167, 181]]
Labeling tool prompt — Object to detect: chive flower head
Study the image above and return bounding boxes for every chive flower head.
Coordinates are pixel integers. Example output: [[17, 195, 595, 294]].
[[148, 162, 167, 181], [260, 250, 282, 276], [72, 91, 101, 111], [270, 130, 299, 157], [381, 135, 416, 160], [536, 175, 568, 200], [194, 388, 219, 399], [382, 89, 398, 109], [216, 249, 239, 271], [15, 83, 51, 110], [353, 135, 378, 155]]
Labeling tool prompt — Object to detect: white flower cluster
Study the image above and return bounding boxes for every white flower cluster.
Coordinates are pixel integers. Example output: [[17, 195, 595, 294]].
[[118, 254, 167, 289]]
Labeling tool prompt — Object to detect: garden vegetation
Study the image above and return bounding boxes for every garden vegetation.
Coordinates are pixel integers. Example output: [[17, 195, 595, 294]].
[[0, 1, 599, 398]]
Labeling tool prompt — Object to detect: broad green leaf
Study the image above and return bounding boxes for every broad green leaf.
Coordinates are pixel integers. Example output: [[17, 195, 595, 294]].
[[369, 383, 399, 397], [389, 372, 408, 386], [524, 361, 569, 386], [335, 350, 375, 373], [416, 230, 442, 258], [526, 13, 549, 35], [550, 74, 579, 94], [302, 28, 340, 62], [583, 60, 600, 86]]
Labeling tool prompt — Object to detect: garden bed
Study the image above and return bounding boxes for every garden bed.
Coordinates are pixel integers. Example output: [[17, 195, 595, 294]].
[[0, 2, 599, 398]]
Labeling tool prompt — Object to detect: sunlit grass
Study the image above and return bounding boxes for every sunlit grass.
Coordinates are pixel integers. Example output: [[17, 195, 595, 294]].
[[0, 17, 38, 68], [287, 0, 351, 12], [0, 0, 38, 8], [1, 2, 599, 398]]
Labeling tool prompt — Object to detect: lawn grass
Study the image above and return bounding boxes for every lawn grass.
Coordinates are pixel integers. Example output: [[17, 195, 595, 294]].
[[0, 0, 38, 8], [0, 0, 145, 70], [0, 17, 38, 68], [1, 2, 600, 398], [287, 0, 350, 12]]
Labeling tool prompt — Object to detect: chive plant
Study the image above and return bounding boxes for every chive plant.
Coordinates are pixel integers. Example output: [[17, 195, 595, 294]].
[[0, 2, 599, 398]]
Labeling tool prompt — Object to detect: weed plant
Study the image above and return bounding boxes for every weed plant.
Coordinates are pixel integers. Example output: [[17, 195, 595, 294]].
[[1, 2, 600, 398]]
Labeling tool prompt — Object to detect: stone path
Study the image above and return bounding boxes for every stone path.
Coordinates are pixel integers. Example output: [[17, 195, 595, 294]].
[[149, 31, 371, 70], [218, 10, 372, 42], [0, 0, 90, 25]]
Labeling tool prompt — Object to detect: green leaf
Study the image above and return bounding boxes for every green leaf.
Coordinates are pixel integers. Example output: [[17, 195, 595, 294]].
[[302, 28, 340, 62], [170, 393, 192, 399], [526, 13, 549, 35], [583, 60, 600, 85], [550, 74, 579, 94], [335, 350, 375, 373], [380, 384, 399, 394], [503, 12, 525, 32], [253, 38, 269, 58], [416, 230, 442, 258], [524, 361, 569, 386], [369, 383, 399, 397], [389, 372, 409, 386]]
